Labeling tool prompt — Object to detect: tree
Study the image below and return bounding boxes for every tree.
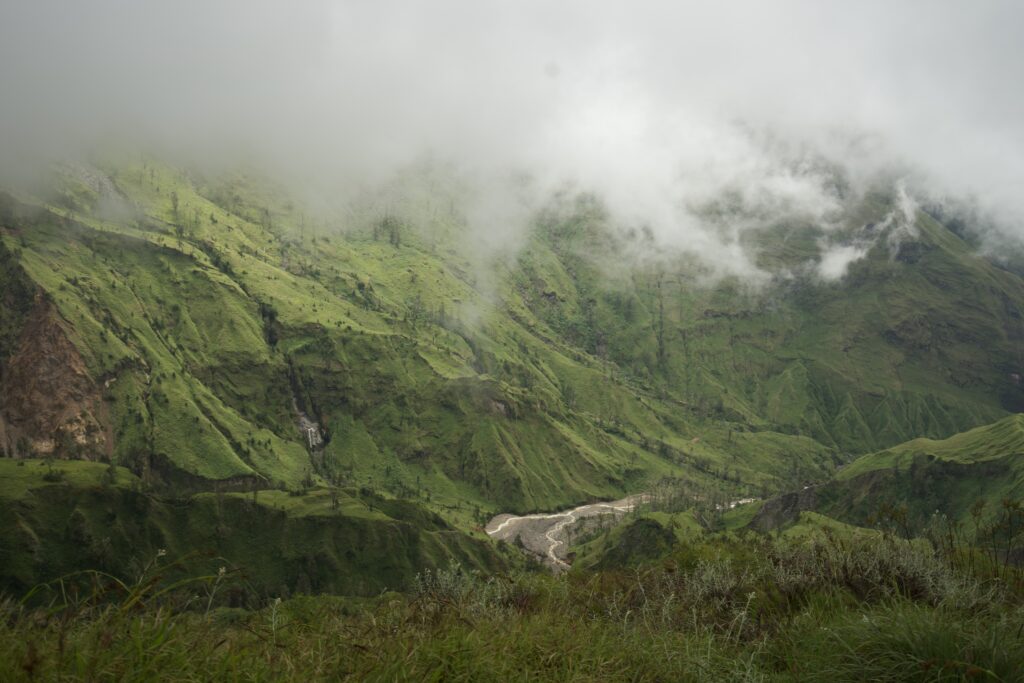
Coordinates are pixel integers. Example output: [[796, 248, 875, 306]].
[[561, 383, 577, 409]]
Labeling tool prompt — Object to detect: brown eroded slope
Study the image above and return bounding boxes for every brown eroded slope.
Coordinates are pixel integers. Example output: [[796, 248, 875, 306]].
[[0, 292, 111, 459]]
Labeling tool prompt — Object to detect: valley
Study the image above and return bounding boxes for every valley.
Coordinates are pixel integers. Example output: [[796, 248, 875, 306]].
[[0, 158, 1021, 680], [1, 157, 1022, 588], [3, 2, 1024, 678]]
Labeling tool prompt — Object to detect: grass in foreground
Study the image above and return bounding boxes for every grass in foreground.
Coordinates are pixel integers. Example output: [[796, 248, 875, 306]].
[[2, 532, 1021, 682]]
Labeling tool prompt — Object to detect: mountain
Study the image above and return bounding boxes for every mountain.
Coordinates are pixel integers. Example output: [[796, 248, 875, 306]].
[[0, 157, 1023, 591], [813, 413, 1024, 535]]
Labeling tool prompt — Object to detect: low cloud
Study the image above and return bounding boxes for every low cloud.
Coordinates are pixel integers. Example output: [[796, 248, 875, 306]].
[[817, 244, 869, 282], [2, 1, 1023, 275]]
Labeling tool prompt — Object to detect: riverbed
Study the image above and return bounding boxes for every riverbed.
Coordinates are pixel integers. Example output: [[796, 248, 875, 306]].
[[484, 494, 649, 571]]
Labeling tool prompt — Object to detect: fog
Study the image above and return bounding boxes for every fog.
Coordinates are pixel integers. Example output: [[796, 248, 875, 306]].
[[2, 1, 1023, 276]]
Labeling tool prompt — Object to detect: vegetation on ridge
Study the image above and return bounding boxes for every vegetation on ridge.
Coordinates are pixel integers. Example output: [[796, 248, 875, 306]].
[[0, 158, 1022, 680], [2, 528, 1021, 682]]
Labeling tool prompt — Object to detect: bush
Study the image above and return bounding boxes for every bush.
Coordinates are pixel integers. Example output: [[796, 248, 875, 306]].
[[41, 467, 65, 482], [778, 602, 1024, 682]]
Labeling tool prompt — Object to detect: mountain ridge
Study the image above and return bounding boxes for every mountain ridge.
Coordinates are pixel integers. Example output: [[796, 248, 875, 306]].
[[0, 159, 1021, 525]]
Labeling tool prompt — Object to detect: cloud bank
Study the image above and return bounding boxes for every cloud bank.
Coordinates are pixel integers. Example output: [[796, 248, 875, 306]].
[[2, 0, 1023, 270]]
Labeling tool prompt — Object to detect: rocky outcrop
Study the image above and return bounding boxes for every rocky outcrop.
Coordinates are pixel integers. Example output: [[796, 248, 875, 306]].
[[0, 293, 111, 459]]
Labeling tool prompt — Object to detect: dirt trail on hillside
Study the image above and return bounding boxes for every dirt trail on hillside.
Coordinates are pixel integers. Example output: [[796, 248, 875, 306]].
[[485, 494, 649, 571]]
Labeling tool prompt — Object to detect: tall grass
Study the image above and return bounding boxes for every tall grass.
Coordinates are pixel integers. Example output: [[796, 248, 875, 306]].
[[1, 534, 1020, 681]]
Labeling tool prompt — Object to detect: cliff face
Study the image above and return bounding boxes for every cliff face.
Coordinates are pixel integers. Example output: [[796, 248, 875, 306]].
[[0, 292, 110, 459]]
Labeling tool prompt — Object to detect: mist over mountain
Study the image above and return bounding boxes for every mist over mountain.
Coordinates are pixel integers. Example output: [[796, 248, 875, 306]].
[[1, 3, 1023, 680], [3, 1, 1024, 270]]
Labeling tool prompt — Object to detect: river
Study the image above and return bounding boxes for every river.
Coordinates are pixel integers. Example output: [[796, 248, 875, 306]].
[[484, 494, 649, 571], [486, 493, 760, 571]]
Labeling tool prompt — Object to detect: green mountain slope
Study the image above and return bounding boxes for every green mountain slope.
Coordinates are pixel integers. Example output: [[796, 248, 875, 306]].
[[521, 191, 1023, 458], [815, 413, 1024, 532], [0, 159, 1022, 528], [0, 459, 502, 596], [840, 413, 1024, 479], [738, 414, 1024, 541]]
